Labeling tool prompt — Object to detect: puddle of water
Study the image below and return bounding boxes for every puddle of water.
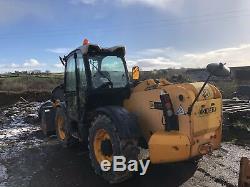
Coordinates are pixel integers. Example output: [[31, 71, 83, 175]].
[[0, 102, 43, 160]]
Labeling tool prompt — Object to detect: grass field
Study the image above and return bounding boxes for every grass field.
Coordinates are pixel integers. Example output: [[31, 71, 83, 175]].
[[0, 74, 63, 92], [0, 72, 238, 99]]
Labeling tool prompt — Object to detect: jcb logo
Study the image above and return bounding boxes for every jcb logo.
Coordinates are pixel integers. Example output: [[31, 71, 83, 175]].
[[201, 89, 211, 99], [199, 104, 216, 116]]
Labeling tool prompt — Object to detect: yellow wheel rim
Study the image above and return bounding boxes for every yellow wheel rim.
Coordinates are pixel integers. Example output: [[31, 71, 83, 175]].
[[57, 116, 66, 140], [94, 129, 113, 163]]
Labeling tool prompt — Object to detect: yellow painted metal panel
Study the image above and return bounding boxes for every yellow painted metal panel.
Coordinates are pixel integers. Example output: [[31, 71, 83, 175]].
[[148, 131, 191, 163], [191, 99, 222, 136], [124, 79, 223, 163]]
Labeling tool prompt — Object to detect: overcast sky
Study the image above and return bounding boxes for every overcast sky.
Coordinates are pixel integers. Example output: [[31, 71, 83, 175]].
[[0, 0, 250, 72]]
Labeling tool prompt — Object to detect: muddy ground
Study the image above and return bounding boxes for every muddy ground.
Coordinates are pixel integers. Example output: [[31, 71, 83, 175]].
[[0, 91, 51, 107], [0, 101, 250, 187]]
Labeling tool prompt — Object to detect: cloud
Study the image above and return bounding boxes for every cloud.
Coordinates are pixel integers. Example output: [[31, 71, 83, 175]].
[[127, 44, 250, 70], [127, 57, 180, 71], [70, 0, 98, 5], [23, 59, 41, 67], [0, 58, 45, 73], [54, 63, 64, 68], [2, 44, 249, 73], [0, 1, 52, 25], [70, 0, 182, 10], [181, 44, 250, 68], [51, 63, 64, 73], [0, 58, 65, 73], [120, 0, 181, 10], [46, 48, 73, 54], [9, 63, 20, 68]]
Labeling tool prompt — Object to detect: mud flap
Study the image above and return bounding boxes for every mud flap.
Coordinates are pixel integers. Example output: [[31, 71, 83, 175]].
[[148, 131, 190, 164], [40, 106, 56, 135]]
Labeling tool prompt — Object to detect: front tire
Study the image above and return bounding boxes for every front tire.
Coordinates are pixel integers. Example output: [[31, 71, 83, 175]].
[[88, 114, 139, 184]]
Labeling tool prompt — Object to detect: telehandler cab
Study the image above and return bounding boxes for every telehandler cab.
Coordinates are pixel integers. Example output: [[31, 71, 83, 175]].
[[39, 39, 230, 183]]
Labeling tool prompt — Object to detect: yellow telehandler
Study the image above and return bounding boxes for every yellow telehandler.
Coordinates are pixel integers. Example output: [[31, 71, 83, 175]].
[[39, 39, 230, 183]]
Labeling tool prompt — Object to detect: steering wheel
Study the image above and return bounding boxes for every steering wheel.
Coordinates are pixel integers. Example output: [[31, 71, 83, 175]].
[[98, 81, 113, 89]]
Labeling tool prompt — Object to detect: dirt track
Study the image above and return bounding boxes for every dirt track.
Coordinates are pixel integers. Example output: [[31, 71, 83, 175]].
[[0, 102, 250, 187]]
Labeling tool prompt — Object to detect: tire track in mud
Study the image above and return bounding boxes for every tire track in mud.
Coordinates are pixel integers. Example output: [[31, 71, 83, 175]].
[[204, 144, 249, 186], [197, 168, 236, 187]]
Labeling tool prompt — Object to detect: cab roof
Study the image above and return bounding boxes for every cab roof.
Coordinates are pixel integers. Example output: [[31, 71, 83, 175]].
[[66, 44, 126, 59]]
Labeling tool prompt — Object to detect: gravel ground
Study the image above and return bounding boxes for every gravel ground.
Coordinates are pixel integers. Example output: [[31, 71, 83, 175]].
[[0, 102, 249, 187]]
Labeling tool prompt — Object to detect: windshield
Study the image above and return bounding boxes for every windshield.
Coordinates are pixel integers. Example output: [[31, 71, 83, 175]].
[[88, 55, 128, 89]]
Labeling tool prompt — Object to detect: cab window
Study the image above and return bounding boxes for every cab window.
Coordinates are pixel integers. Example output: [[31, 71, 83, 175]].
[[76, 53, 87, 89], [65, 56, 76, 92], [89, 55, 128, 89]]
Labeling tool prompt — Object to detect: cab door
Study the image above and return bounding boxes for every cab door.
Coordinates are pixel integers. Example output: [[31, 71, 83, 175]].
[[65, 53, 78, 120], [76, 52, 87, 120]]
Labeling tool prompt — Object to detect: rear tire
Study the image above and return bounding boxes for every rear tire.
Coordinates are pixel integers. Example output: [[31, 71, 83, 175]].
[[189, 156, 202, 164], [88, 114, 139, 184], [55, 107, 77, 147]]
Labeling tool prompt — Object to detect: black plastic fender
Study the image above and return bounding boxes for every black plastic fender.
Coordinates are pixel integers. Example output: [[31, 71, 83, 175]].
[[95, 106, 140, 139], [39, 100, 66, 135], [38, 100, 53, 119]]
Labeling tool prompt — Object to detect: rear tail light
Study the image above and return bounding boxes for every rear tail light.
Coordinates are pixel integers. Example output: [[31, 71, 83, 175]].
[[160, 90, 179, 131], [160, 90, 174, 117]]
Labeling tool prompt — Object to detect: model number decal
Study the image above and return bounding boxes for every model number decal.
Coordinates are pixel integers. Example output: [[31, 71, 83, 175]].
[[199, 103, 216, 116]]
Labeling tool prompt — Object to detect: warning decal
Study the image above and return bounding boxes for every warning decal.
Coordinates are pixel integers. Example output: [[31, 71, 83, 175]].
[[175, 105, 185, 115]]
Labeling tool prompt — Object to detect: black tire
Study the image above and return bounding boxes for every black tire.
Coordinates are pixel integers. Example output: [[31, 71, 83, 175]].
[[55, 107, 77, 147], [189, 156, 202, 164], [88, 114, 139, 184]]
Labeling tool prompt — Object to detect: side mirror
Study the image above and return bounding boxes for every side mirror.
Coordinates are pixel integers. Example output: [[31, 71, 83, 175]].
[[132, 66, 140, 80], [206, 63, 230, 77], [59, 56, 65, 66]]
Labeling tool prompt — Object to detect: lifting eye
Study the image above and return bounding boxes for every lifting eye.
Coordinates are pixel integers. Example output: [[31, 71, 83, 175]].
[[179, 95, 184, 101]]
